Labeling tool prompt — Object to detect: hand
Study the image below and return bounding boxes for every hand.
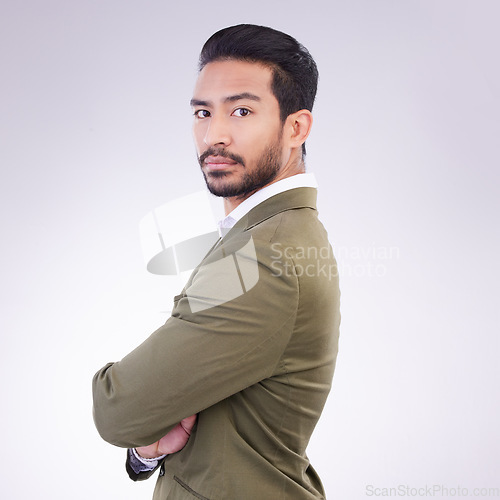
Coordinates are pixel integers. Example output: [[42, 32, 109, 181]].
[[136, 414, 198, 459]]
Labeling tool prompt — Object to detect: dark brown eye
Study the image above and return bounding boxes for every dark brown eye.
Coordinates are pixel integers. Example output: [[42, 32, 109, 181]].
[[232, 108, 251, 117], [194, 109, 210, 118]]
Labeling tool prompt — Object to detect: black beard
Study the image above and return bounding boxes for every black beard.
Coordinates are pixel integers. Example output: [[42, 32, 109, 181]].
[[199, 140, 282, 199]]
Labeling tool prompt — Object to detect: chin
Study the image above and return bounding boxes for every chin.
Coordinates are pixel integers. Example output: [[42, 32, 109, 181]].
[[206, 179, 244, 198]]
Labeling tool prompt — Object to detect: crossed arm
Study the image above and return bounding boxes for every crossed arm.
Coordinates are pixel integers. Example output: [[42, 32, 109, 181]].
[[92, 232, 301, 489], [92, 236, 298, 450]]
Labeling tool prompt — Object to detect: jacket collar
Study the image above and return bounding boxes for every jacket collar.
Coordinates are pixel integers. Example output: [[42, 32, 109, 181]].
[[184, 187, 317, 290], [226, 187, 317, 237]]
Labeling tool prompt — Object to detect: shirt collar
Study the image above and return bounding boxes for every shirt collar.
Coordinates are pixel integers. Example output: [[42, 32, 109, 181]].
[[217, 173, 318, 236]]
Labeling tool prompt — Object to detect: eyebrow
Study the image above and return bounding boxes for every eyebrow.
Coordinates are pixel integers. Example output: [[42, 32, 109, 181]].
[[190, 92, 261, 107]]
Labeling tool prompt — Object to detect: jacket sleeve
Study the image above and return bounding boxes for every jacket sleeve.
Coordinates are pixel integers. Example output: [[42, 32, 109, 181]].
[[92, 231, 298, 448]]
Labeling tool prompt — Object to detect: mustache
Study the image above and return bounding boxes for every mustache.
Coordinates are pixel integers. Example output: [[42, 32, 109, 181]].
[[199, 147, 245, 167]]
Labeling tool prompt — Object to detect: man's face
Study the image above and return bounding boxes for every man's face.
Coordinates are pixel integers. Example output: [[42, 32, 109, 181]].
[[191, 60, 286, 199]]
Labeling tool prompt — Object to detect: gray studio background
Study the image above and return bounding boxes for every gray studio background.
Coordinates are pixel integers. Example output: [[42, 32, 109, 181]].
[[1, 1, 498, 498]]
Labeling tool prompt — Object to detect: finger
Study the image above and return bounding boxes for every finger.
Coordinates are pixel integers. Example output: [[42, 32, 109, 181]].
[[180, 414, 198, 435], [136, 443, 160, 459]]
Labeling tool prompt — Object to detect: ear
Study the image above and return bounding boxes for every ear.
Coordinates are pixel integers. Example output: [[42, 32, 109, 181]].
[[284, 109, 313, 149]]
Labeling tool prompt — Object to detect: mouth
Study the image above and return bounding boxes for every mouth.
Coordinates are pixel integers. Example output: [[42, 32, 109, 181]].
[[204, 155, 239, 172]]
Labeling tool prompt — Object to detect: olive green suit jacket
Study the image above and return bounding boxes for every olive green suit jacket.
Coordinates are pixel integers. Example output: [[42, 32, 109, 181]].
[[93, 187, 341, 499]]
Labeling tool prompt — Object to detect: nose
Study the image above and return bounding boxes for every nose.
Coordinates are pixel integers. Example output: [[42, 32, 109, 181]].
[[203, 114, 231, 147]]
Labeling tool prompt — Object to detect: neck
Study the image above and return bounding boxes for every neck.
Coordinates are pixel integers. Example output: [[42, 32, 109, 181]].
[[223, 157, 306, 215]]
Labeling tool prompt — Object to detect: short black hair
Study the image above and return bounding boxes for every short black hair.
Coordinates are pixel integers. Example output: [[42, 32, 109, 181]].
[[199, 24, 319, 156]]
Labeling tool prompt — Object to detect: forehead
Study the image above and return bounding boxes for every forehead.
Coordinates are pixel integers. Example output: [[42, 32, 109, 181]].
[[193, 60, 275, 102]]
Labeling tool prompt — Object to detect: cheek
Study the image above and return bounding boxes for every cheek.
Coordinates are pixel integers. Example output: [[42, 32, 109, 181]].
[[234, 123, 270, 152]]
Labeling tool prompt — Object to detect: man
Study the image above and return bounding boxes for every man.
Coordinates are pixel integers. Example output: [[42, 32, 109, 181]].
[[93, 24, 340, 499]]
